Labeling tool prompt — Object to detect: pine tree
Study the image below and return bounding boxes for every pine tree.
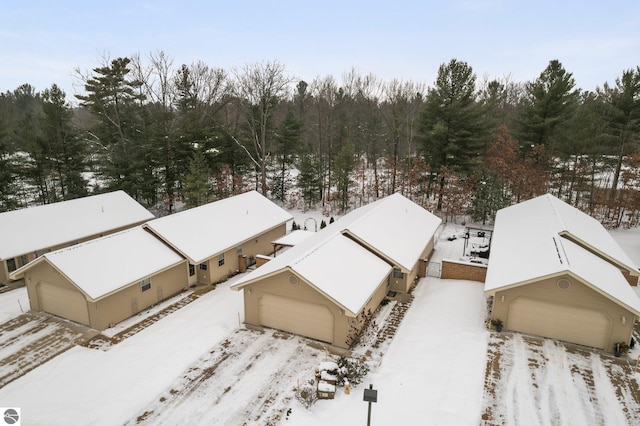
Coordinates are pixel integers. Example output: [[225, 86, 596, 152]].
[[184, 150, 211, 208], [297, 153, 322, 210], [417, 59, 487, 209], [517, 60, 579, 157], [41, 84, 87, 200]]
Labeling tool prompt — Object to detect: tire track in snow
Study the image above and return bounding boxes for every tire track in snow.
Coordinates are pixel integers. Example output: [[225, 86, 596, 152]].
[[132, 329, 318, 426], [538, 340, 589, 425], [590, 355, 629, 425], [503, 335, 542, 426]]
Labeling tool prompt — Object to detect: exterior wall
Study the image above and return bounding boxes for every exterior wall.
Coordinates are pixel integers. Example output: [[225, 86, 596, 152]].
[[24, 261, 85, 313], [200, 224, 287, 285], [389, 235, 435, 293], [441, 259, 487, 282], [0, 263, 9, 287], [88, 260, 188, 330], [1, 221, 148, 285], [24, 259, 188, 330], [241, 269, 390, 349], [490, 274, 635, 353]]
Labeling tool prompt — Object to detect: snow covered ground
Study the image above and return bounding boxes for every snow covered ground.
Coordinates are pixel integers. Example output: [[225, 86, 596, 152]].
[[0, 221, 638, 425]]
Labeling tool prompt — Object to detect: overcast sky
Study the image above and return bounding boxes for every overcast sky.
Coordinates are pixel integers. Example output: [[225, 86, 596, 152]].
[[1, 0, 638, 102]]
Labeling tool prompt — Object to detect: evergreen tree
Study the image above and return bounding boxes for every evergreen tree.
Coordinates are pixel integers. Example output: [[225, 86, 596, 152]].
[[417, 59, 486, 209], [273, 109, 302, 202], [467, 169, 509, 224], [41, 84, 87, 200], [183, 149, 211, 208], [517, 60, 579, 157], [601, 67, 640, 200], [76, 57, 150, 202], [297, 153, 322, 210], [333, 142, 355, 212]]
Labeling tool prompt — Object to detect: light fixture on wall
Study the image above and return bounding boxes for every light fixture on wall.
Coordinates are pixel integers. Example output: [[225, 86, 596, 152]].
[[500, 295, 505, 303], [247, 289, 252, 295], [622, 316, 627, 324]]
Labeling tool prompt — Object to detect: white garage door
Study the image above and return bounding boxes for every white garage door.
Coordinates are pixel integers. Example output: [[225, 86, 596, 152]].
[[258, 294, 334, 344], [508, 297, 611, 350], [37, 282, 89, 326]]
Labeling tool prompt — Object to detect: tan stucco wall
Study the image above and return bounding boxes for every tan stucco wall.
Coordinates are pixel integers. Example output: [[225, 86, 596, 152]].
[[241, 269, 390, 348], [87, 261, 188, 330], [24, 259, 188, 330], [2, 221, 148, 285], [389, 235, 435, 293], [25, 261, 84, 313], [441, 260, 487, 282], [490, 274, 635, 353], [199, 224, 287, 285]]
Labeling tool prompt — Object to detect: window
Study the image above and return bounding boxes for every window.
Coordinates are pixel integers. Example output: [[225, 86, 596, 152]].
[[218, 253, 225, 267], [236, 245, 243, 255], [6, 258, 16, 273], [199, 263, 208, 271], [189, 264, 195, 276], [20, 255, 28, 266], [141, 278, 151, 292], [393, 269, 404, 279]]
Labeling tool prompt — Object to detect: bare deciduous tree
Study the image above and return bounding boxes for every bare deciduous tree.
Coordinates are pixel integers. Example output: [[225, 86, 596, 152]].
[[232, 61, 293, 195]]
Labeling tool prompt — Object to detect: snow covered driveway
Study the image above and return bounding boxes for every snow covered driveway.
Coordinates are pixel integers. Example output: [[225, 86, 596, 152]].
[[130, 328, 325, 425], [0, 311, 92, 387], [483, 333, 640, 425]]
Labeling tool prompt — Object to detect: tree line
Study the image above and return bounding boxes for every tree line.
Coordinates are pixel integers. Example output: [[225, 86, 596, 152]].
[[0, 52, 639, 227]]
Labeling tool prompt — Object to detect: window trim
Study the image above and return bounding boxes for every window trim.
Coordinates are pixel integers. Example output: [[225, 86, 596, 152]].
[[141, 277, 151, 292], [218, 253, 225, 267]]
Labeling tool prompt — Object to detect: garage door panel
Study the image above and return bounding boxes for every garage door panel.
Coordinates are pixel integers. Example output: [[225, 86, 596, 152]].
[[508, 297, 610, 350], [37, 282, 89, 326], [258, 294, 334, 344]]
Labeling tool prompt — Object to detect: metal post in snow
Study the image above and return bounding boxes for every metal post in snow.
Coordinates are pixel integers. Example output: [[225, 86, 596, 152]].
[[363, 383, 378, 426]]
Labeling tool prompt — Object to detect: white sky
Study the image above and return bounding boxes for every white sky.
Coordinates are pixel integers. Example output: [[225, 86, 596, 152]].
[[1, 0, 639, 101]]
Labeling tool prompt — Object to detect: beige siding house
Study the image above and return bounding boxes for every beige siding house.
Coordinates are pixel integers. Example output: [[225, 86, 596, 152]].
[[0, 191, 154, 286], [232, 193, 442, 348], [144, 191, 292, 285], [485, 194, 640, 353], [10, 227, 187, 330]]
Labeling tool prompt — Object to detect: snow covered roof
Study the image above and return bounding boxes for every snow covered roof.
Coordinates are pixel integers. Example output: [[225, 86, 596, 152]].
[[232, 228, 392, 316], [485, 194, 640, 315], [339, 193, 442, 271], [232, 193, 440, 315], [10, 227, 184, 300], [0, 191, 154, 260], [271, 230, 316, 247], [144, 191, 292, 264]]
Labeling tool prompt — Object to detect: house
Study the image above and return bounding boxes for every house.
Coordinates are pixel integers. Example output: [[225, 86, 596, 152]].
[[144, 191, 292, 285], [0, 191, 154, 285], [485, 194, 640, 352], [231, 193, 442, 348], [9, 227, 187, 330]]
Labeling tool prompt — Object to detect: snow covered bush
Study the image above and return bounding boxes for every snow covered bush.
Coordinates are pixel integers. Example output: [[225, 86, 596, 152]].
[[335, 356, 369, 387], [294, 380, 317, 409]]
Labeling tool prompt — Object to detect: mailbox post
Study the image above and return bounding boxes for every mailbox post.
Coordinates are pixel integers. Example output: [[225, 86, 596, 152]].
[[363, 384, 378, 426]]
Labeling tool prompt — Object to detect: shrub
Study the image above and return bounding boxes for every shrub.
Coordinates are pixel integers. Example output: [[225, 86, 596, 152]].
[[294, 380, 317, 409], [335, 356, 369, 387]]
